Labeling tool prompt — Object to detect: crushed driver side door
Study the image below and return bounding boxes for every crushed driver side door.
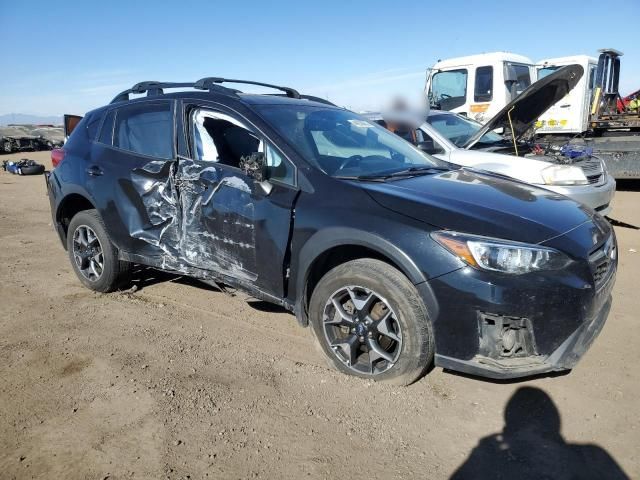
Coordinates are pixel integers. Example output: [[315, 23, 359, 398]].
[[171, 102, 299, 298]]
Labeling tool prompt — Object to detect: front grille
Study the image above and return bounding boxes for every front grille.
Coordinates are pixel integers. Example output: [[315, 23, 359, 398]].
[[579, 159, 604, 185], [589, 235, 616, 287]]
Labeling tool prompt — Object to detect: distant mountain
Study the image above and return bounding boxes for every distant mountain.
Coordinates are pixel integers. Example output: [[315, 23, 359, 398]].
[[0, 113, 63, 126]]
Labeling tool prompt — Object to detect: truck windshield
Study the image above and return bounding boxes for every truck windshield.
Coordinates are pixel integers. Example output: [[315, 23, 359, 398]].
[[255, 105, 445, 178], [538, 66, 560, 80], [426, 113, 503, 147], [430, 69, 468, 110]]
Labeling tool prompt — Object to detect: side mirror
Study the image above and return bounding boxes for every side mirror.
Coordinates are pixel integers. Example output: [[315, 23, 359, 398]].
[[239, 152, 267, 182], [417, 139, 439, 155]]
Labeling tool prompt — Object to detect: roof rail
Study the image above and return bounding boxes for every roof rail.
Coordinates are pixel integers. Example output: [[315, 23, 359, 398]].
[[194, 77, 301, 99], [110, 77, 301, 104]]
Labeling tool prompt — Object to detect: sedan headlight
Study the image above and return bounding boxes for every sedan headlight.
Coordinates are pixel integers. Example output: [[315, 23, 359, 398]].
[[432, 231, 570, 274], [540, 165, 588, 186]]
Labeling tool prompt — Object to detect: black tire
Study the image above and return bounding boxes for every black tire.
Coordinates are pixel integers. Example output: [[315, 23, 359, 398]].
[[19, 164, 45, 175], [66, 209, 131, 292], [309, 258, 434, 386]]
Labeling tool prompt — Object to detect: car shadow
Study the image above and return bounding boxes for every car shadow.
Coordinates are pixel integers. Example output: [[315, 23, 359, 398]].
[[124, 265, 221, 293], [246, 300, 290, 314], [442, 368, 571, 385], [615, 179, 640, 192], [450, 386, 630, 479]]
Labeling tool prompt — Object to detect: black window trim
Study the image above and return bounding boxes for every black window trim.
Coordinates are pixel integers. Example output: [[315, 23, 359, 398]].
[[101, 99, 176, 160], [182, 100, 298, 189]]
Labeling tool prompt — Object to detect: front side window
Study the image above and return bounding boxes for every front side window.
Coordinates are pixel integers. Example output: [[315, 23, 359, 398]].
[[509, 64, 531, 95], [417, 129, 445, 154], [192, 109, 295, 184], [256, 105, 444, 178], [114, 102, 173, 158], [430, 69, 468, 110], [426, 113, 503, 148], [474, 66, 493, 102]]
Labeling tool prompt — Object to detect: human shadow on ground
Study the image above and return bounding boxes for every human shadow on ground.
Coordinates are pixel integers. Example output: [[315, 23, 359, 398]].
[[450, 386, 629, 480]]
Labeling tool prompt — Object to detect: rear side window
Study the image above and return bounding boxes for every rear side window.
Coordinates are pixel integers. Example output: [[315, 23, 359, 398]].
[[114, 102, 173, 158], [98, 110, 116, 145], [474, 66, 493, 102]]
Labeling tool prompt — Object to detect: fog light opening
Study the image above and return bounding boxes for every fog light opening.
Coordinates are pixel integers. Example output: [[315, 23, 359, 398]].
[[478, 313, 538, 360]]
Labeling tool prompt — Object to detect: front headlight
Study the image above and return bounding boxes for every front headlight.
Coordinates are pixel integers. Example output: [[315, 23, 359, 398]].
[[540, 165, 588, 186], [432, 231, 570, 274]]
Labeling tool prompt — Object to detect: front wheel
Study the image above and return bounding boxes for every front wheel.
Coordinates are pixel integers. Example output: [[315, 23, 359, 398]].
[[66, 209, 131, 292], [309, 259, 434, 385]]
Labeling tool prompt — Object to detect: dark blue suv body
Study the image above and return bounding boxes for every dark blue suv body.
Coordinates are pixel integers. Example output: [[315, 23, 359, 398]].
[[46, 78, 617, 384]]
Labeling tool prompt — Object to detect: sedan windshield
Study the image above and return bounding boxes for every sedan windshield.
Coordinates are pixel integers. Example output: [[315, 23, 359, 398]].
[[255, 105, 446, 178], [426, 113, 503, 148]]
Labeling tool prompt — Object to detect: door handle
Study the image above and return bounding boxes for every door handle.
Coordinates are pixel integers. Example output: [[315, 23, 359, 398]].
[[86, 165, 104, 176]]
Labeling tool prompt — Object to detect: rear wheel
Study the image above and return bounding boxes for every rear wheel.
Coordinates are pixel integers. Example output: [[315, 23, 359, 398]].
[[67, 209, 131, 292], [309, 258, 434, 385]]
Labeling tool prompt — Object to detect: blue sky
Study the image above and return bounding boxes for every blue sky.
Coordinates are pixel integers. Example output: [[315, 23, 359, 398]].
[[1, 0, 639, 116]]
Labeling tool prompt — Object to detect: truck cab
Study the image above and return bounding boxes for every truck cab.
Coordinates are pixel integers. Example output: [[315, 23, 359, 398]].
[[425, 52, 535, 124], [535, 55, 598, 135]]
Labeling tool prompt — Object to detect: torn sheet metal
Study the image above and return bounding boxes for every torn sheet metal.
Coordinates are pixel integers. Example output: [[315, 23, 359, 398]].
[[130, 158, 257, 282]]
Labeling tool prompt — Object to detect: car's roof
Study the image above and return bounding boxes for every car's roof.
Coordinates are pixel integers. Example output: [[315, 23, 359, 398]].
[[94, 89, 338, 113]]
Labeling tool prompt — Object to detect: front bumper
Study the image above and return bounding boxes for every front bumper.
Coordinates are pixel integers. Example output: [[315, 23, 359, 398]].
[[542, 174, 616, 216], [421, 236, 616, 380]]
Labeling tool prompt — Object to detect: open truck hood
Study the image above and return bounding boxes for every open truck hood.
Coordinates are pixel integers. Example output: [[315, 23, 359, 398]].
[[463, 64, 584, 150]]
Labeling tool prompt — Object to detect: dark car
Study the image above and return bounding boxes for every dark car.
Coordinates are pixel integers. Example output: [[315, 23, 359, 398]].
[[46, 78, 617, 385]]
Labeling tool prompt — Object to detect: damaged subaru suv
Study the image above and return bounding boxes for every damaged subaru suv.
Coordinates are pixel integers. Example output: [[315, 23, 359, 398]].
[[46, 77, 617, 385]]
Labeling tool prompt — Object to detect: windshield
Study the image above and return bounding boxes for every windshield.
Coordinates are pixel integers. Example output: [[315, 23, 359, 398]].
[[426, 113, 503, 147], [255, 105, 445, 178], [538, 66, 560, 80], [430, 69, 468, 110]]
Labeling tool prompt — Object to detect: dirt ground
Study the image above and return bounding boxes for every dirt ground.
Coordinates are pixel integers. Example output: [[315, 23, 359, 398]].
[[1, 151, 638, 479]]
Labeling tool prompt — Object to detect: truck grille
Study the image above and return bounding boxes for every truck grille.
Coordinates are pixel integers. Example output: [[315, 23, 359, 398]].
[[579, 159, 605, 185], [589, 235, 616, 288]]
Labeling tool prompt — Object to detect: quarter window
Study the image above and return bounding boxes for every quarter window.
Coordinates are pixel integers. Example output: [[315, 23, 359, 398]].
[[97, 110, 116, 145], [113, 102, 173, 158], [85, 112, 104, 141], [474, 66, 493, 102]]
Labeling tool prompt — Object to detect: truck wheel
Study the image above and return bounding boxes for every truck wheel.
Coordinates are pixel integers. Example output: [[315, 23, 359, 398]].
[[66, 209, 131, 292], [309, 258, 434, 386]]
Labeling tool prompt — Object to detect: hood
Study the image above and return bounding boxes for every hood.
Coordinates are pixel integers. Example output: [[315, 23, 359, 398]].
[[463, 64, 584, 149], [360, 169, 593, 244], [447, 149, 550, 184]]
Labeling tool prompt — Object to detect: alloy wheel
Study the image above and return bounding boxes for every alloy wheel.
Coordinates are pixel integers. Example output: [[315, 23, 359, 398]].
[[72, 225, 104, 282], [322, 286, 403, 375]]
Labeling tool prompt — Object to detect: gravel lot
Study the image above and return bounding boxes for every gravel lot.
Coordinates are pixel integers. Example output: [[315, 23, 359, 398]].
[[1, 151, 638, 479]]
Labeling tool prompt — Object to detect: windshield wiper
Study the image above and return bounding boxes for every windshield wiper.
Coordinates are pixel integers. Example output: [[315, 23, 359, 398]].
[[351, 166, 450, 181]]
